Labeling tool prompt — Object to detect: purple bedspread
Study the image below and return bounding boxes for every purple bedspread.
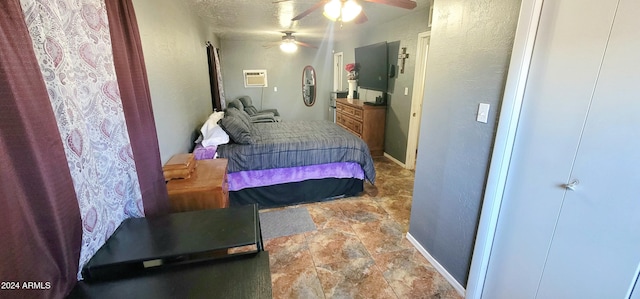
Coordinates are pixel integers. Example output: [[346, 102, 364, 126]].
[[227, 162, 364, 191]]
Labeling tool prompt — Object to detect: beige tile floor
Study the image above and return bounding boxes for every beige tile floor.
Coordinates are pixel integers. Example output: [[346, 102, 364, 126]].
[[264, 157, 463, 299]]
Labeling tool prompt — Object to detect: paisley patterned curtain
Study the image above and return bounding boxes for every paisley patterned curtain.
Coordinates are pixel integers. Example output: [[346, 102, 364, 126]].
[[0, 0, 168, 295], [21, 0, 145, 278]]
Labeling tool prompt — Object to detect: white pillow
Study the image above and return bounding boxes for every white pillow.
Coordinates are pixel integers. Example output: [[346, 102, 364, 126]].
[[200, 112, 225, 138], [200, 112, 229, 147], [208, 111, 225, 124], [201, 125, 229, 147]]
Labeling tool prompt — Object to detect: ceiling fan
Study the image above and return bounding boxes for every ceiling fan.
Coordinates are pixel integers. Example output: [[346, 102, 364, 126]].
[[281, 0, 417, 24], [265, 31, 317, 53]]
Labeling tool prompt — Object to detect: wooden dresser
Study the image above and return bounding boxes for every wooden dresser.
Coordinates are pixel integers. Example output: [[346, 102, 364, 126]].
[[166, 159, 229, 212], [336, 98, 386, 156]]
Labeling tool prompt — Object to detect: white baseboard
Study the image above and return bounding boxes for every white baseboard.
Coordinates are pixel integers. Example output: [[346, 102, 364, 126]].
[[406, 233, 466, 297], [383, 152, 406, 168]]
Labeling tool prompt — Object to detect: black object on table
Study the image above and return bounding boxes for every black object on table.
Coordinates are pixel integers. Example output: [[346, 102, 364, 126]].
[[69, 251, 272, 299], [82, 204, 264, 281]]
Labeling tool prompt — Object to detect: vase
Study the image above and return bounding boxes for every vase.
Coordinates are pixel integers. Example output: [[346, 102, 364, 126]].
[[347, 80, 357, 99]]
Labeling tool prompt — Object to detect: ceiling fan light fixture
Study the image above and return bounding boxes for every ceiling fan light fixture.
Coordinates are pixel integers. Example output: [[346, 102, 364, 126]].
[[280, 41, 298, 53], [323, 0, 342, 21], [341, 0, 362, 22], [323, 0, 362, 22]]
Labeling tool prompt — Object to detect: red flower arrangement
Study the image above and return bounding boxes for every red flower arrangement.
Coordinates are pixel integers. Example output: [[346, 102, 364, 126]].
[[345, 63, 359, 80]]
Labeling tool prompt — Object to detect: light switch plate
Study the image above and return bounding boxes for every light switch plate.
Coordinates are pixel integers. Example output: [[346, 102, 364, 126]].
[[477, 103, 490, 123], [404, 87, 409, 95]]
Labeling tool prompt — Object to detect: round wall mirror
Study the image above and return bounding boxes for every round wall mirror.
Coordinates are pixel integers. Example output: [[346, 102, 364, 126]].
[[302, 65, 316, 107]]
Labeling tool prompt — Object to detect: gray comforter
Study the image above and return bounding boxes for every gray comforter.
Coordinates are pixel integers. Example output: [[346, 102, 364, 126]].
[[217, 120, 376, 183]]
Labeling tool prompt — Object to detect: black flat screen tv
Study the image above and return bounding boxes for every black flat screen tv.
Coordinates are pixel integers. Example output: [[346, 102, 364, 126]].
[[355, 42, 388, 92]]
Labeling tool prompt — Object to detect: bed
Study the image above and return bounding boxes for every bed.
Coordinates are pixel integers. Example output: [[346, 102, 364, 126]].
[[194, 110, 375, 208]]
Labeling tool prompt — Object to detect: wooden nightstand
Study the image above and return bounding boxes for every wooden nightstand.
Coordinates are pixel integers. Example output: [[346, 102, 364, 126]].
[[166, 159, 229, 212]]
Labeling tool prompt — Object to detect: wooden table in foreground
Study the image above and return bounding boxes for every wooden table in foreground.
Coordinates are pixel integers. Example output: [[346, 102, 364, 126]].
[[82, 205, 263, 281], [70, 252, 272, 299]]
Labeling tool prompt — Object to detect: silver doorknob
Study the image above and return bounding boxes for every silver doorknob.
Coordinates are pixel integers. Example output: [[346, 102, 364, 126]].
[[563, 179, 579, 191]]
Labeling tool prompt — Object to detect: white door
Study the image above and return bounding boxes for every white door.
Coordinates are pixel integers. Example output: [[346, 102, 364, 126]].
[[405, 32, 430, 169], [483, 0, 640, 298], [333, 52, 343, 91]]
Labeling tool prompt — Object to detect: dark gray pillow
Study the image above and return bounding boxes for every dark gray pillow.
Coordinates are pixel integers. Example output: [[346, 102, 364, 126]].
[[219, 115, 253, 144], [227, 99, 244, 111], [225, 107, 251, 128]]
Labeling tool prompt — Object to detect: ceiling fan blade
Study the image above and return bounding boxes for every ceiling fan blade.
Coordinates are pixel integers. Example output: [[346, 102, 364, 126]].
[[355, 11, 368, 24], [292, 0, 328, 21], [296, 41, 318, 49], [263, 41, 281, 49], [272, 0, 292, 3], [363, 0, 417, 10]]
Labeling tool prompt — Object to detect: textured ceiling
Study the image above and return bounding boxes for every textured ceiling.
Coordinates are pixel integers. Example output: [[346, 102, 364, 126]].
[[187, 0, 429, 44]]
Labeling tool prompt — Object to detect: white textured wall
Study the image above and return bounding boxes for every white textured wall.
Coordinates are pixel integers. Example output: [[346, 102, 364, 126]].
[[132, 0, 216, 163], [220, 40, 333, 122], [408, 0, 521, 286]]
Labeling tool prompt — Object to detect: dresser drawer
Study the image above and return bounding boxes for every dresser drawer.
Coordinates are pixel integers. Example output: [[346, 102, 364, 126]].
[[335, 98, 386, 157], [336, 103, 363, 121], [336, 113, 363, 136]]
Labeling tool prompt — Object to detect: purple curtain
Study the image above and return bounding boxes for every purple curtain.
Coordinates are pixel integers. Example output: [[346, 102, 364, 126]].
[[0, 0, 82, 298], [105, 0, 169, 217], [207, 43, 221, 111], [207, 43, 226, 111]]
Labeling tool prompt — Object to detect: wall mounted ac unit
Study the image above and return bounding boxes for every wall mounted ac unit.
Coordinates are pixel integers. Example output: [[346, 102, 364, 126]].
[[243, 69, 268, 88]]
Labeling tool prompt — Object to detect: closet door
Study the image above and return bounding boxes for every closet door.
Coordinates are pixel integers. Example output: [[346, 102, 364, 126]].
[[632, 276, 640, 299], [483, 0, 619, 297], [535, 0, 640, 297], [483, 0, 640, 297]]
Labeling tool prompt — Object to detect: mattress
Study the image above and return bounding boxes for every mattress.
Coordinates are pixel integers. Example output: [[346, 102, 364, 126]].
[[216, 120, 376, 183]]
